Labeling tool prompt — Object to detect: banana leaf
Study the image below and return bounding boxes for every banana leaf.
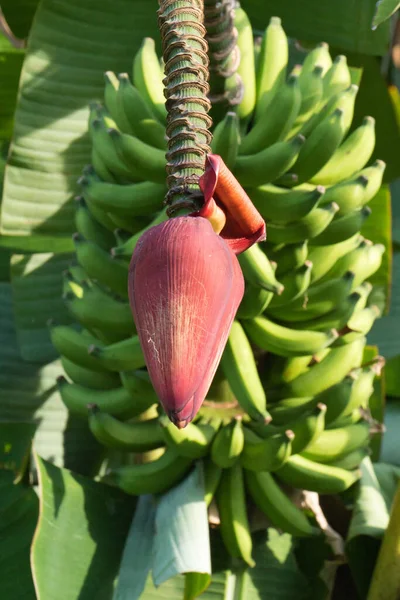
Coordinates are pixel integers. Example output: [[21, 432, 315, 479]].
[[0, 281, 101, 472], [346, 458, 400, 598], [0, 0, 159, 250], [1, 0, 39, 40], [10, 252, 74, 362], [240, 0, 390, 56], [31, 455, 136, 600], [372, 0, 400, 29], [0, 470, 38, 600]]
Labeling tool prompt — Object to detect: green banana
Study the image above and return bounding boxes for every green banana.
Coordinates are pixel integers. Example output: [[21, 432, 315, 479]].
[[325, 447, 370, 470], [216, 463, 255, 567], [49, 324, 106, 372], [90, 117, 141, 182], [210, 419, 245, 468], [336, 305, 381, 346], [311, 117, 376, 185], [322, 55, 352, 99], [237, 243, 284, 294], [75, 197, 115, 251], [248, 183, 325, 223], [285, 336, 366, 397], [110, 448, 192, 495], [73, 233, 129, 298], [159, 415, 221, 459], [310, 206, 371, 246], [268, 261, 313, 308], [80, 170, 166, 218], [267, 271, 356, 322], [282, 403, 327, 454], [91, 146, 118, 184], [232, 7, 256, 124], [111, 209, 168, 259], [268, 396, 317, 425], [221, 321, 268, 421], [243, 315, 338, 357], [302, 84, 358, 138], [132, 37, 167, 124], [245, 470, 319, 537], [88, 405, 164, 451], [255, 16, 288, 121], [233, 134, 305, 187], [236, 283, 273, 319], [203, 458, 222, 507], [319, 240, 385, 287], [60, 355, 120, 390], [119, 370, 159, 415], [103, 71, 132, 133], [63, 281, 135, 342], [265, 202, 339, 245], [308, 234, 362, 283], [211, 112, 240, 169], [290, 65, 324, 135], [320, 160, 385, 215], [291, 108, 347, 184], [288, 291, 362, 332], [300, 42, 332, 78], [240, 426, 294, 471], [301, 421, 371, 463], [240, 72, 301, 154], [109, 128, 166, 184], [117, 73, 167, 149], [88, 335, 145, 372], [268, 241, 308, 276], [266, 355, 314, 386], [57, 376, 138, 419], [275, 454, 360, 494]]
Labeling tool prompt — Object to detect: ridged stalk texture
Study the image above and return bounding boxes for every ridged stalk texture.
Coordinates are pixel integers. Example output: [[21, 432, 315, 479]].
[[158, 0, 212, 214], [204, 0, 243, 105]]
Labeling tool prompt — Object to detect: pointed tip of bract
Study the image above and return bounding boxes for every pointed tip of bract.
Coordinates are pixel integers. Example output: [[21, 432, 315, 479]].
[[168, 411, 191, 429]]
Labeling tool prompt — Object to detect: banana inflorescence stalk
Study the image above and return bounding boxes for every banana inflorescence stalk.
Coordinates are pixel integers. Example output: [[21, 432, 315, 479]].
[[53, 3, 386, 569]]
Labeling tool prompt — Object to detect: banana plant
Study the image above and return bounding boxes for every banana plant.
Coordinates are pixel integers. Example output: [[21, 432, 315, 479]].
[[0, 0, 399, 599]]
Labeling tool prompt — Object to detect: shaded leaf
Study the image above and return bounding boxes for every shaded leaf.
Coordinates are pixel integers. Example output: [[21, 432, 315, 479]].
[[0, 34, 24, 140], [0, 281, 102, 472], [346, 457, 393, 598], [113, 495, 156, 600], [0, 420, 37, 479], [152, 464, 211, 586], [385, 354, 400, 396], [10, 252, 74, 362], [0, 0, 160, 251], [381, 401, 400, 466], [0, 470, 38, 600], [351, 55, 400, 183], [31, 455, 136, 600], [240, 0, 390, 56], [140, 528, 309, 599], [372, 0, 400, 29], [368, 251, 400, 358], [1, 0, 39, 40]]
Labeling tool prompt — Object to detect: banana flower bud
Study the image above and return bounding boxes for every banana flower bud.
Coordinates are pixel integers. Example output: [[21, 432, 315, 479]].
[[128, 155, 265, 427], [198, 154, 266, 253]]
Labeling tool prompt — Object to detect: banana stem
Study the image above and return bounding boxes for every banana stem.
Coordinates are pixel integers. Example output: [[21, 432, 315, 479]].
[[204, 0, 243, 106], [158, 0, 212, 215]]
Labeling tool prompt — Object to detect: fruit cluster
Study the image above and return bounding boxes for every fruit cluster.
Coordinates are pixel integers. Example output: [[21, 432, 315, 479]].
[[51, 11, 385, 565]]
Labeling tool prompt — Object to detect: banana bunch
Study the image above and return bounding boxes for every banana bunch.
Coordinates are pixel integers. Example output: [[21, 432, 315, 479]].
[[52, 12, 387, 568]]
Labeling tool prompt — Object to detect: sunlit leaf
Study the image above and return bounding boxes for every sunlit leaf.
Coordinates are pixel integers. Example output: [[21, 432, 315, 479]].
[[372, 0, 400, 29]]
